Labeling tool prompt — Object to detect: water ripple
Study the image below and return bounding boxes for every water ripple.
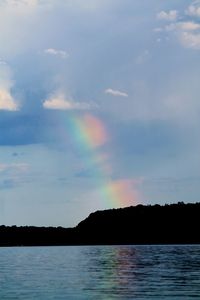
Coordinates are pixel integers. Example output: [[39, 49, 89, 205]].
[[0, 245, 199, 299]]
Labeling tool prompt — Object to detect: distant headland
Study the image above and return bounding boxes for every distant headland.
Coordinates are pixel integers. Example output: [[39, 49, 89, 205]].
[[1, 202, 200, 246]]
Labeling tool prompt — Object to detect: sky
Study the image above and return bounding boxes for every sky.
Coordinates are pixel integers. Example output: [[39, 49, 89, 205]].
[[1, 0, 200, 227]]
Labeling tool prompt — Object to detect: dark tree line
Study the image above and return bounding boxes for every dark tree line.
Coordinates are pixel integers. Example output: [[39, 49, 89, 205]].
[[0, 202, 200, 246]]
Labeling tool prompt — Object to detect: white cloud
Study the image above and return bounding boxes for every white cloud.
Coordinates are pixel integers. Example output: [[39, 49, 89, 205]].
[[44, 48, 69, 59], [156, 6, 200, 51], [43, 93, 97, 110], [186, 1, 200, 17], [166, 21, 200, 32], [105, 88, 128, 97], [0, 65, 19, 111], [178, 21, 200, 31], [157, 10, 178, 21], [0, 88, 18, 111], [180, 31, 200, 49]]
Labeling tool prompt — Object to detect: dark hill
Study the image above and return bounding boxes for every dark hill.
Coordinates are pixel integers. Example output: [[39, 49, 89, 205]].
[[75, 202, 200, 244], [0, 202, 200, 246]]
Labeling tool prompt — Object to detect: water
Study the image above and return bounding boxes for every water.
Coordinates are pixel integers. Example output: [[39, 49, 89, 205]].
[[0, 245, 199, 299]]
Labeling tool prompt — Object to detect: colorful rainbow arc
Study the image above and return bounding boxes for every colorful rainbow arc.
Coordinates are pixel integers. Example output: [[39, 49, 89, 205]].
[[59, 112, 139, 207]]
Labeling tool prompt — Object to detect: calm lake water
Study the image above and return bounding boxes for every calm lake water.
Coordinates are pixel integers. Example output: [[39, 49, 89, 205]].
[[0, 245, 199, 299]]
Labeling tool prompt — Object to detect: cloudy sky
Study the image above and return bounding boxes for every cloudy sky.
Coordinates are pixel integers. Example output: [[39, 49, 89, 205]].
[[1, 0, 200, 227]]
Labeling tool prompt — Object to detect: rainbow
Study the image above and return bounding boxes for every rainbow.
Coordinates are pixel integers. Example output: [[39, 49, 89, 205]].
[[59, 112, 139, 208]]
